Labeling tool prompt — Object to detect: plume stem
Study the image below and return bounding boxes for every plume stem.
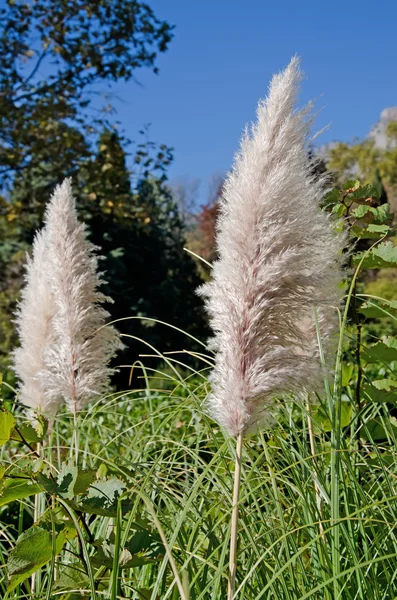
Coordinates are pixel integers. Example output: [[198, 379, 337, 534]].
[[227, 431, 243, 600], [306, 395, 325, 539], [32, 442, 44, 594], [72, 410, 79, 466]]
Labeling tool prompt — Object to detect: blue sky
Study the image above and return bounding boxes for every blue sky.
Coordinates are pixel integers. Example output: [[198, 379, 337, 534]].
[[109, 0, 397, 204]]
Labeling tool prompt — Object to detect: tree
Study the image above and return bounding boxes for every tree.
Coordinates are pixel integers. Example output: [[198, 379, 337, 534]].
[[82, 156, 208, 387], [0, 1, 209, 389], [327, 121, 397, 213], [186, 177, 223, 279], [0, 0, 173, 187], [0, 125, 208, 388]]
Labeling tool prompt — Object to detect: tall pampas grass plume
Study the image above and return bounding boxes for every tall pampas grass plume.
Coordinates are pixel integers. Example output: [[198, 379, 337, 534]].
[[199, 56, 345, 438], [13, 179, 122, 417], [198, 57, 346, 599]]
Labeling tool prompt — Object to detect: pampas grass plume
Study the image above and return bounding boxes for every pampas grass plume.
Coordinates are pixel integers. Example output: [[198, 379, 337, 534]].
[[13, 230, 59, 417], [13, 179, 122, 416], [199, 57, 346, 437]]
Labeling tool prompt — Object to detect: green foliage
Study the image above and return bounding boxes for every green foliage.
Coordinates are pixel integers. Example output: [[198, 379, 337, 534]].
[[0, 479, 41, 507], [0, 411, 15, 446], [7, 516, 76, 592], [0, 14, 207, 387], [0, 0, 173, 187]]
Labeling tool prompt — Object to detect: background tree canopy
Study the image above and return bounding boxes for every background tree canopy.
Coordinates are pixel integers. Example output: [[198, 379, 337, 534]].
[[0, 0, 208, 390]]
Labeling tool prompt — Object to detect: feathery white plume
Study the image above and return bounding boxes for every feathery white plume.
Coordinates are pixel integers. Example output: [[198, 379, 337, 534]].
[[13, 179, 122, 416], [13, 230, 60, 417], [40, 179, 122, 413], [199, 57, 345, 437]]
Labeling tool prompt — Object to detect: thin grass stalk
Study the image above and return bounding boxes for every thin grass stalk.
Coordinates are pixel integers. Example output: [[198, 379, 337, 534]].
[[32, 442, 44, 596], [45, 508, 57, 600], [227, 431, 243, 600], [58, 499, 97, 600], [306, 395, 325, 538], [261, 434, 298, 598], [15, 501, 24, 599], [314, 308, 341, 598], [326, 239, 386, 598], [110, 497, 122, 600], [138, 490, 188, 600]]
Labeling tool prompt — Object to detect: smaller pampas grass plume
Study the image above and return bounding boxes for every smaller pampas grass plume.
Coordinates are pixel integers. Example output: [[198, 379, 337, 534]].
[[199, 56, 346, 439], [13, 179, 122, 417], [13, 230, 59, 417]]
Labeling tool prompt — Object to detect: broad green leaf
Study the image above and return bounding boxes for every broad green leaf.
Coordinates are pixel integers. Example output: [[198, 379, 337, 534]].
[[361, 417, 397, 442], [354, 242, 397, 269], [343, 179, 360, 191], [352, 203, 392, 224], [362, 336, 397, 364], [348, 183, 380, 202], [33, 415, 48, 439], [0, 412, 15, 446], [7, 523, 75, 592], [36, 466, 95, 499], [74, 469, 96, 495], [313, 401, 352, 432], [79, 477, 126, 516], [92, 529, 164, 569], [56, 463, 78, 499], [332, 203, 346, 217], [11, 423, 42, 444], [53, 564, 89, 592], [342, 363, 354, 387], [322, 188, 340, 210], [362, 383, 397, 404], [36, 472, 57, 494], [372, 379, 397, 391], [351, 224, 393, 240], [359, 299, 397, 319], [0, 479, 41, 506]]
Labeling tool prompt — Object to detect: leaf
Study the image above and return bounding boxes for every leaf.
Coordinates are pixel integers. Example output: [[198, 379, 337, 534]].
[[73, 469, 96, 495], [359, 299, 397, 319], [372, 379, 397, 391], [79, 477, 126, 516], [362, 336, 397, 364], [0, 479, 41, 507], [92, 529, 164, 569], [7, 522, 74, 592], [362, 383, 397, 404], [11, 423, 42, 444], [361, 417, 397, 442], [342, 363, 354, 387], [322, 188, 340, 210], [343, 179, 360, 191], [352, 203, 392, 224], [56, 463, 78, 499], [0, 412, 16, 446], [351, 224, 394, 240], [354, 242, 397, 269], [33, 415, 48, 439], [53, 564, 89, 592], [313, 400, 352, 432]]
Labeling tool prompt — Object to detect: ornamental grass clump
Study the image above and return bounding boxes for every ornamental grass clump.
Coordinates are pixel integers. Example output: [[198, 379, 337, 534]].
[[199, 56, 346, 598], [13, 179, 121, 418]]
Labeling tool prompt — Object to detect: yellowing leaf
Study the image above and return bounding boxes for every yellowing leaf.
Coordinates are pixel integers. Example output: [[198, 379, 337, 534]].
[[0, 412, 15, 446]]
